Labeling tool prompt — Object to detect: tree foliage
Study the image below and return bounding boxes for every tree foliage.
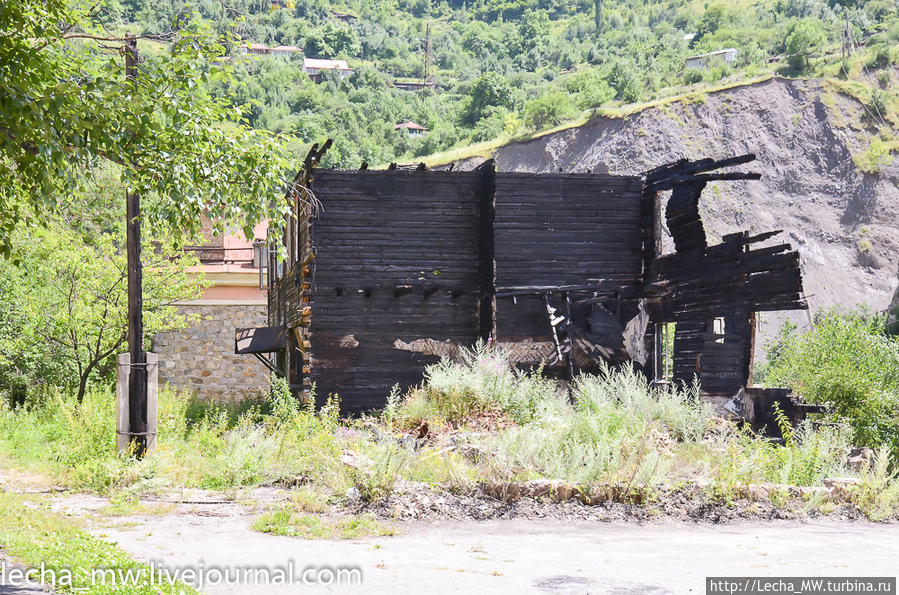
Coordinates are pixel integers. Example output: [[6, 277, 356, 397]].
[[101, 0, 897, 168], [523, 91, 575, 130], [765, 311, 899, 462], [459, 72, 513, 127], [0, 0, 294, 255], [785, 18, 827, 72], [0, 222, 208, 404]]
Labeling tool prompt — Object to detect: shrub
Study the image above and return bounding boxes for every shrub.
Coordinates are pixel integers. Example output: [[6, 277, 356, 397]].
[[838, 57, 851, 79], [853, 137, 893, 174], [522, 91, 576, 131], [562, 69, 614, 110], [683, 69, 704, 85], [867, 44, 894, 69], [608, 60, 642, 103], [765, 311, 899, 461], [389, 344, 560, 428], [479, 365, 711, 486]]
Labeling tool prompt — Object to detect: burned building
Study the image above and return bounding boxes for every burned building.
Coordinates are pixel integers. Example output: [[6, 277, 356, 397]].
[[236, 147, 810, 422]]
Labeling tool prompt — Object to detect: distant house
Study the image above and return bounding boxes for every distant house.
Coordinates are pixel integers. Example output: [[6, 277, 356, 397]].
[[394, 121, 428, 137], [303, 57, 354, 83], [330, 11, 358, 22], [240, 42, 271, 56], [270, 45, 302, 59], [685, 48, 738, 69], [393, 80, 435, 92]]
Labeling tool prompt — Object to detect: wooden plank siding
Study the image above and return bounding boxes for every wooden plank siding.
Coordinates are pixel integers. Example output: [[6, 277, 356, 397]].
[[493, 173, 645, 345], [304, 168, 491, 411], [259, 155, 808, 411]]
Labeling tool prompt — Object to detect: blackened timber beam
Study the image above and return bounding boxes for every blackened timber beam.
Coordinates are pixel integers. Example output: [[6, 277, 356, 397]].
[[476, 159, 496, 341], [643, 153, 757, 186], [665, 180, 708, 253], [645, 171, 762, 194]]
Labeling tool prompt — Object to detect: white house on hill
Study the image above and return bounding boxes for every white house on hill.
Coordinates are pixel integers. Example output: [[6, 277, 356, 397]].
[[394, 121, 428, 137], [303, 58, 354, 82], [685, 48, 738, 69]]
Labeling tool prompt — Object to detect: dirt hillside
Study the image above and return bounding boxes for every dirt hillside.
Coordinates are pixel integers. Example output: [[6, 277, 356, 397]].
[[459, 77, 899, 339]]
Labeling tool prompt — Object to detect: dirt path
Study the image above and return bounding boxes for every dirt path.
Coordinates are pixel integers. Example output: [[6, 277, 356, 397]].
[[53, 495, 899, 594], [0, 553, 55, 595]]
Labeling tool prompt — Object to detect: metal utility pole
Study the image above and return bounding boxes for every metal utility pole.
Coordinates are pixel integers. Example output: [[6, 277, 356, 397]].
[[124, 34, 148, 458]]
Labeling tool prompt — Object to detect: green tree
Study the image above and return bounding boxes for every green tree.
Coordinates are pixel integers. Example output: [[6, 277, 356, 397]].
[[2, 224, 208, 403], [0, 260, 67, 404], [765, 311, 899, 461], [522, 90, 575, 130], [593, 0, 603, 36], [459, 72, 513, 126], [694, 3, 728, 44], [785, 18, 826, 72], [608, 60, 642, 103], [0, 0, 293, 256], [304, 22, 362, 57]]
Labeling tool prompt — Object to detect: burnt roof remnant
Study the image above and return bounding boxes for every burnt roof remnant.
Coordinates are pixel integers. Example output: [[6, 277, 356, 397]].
[[241, 145, 819, 431], [646, 154, 760, 254]]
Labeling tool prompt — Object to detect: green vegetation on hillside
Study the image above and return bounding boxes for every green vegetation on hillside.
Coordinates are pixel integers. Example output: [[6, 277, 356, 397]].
[[107, 0, 899, 166]]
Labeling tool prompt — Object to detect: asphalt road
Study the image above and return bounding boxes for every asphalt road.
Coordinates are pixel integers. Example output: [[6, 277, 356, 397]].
[[89, 509, 899, 594]]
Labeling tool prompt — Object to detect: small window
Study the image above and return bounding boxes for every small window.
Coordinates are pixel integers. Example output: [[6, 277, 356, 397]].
[[712, 317, 725, 344], [661, 322, 676, 381]]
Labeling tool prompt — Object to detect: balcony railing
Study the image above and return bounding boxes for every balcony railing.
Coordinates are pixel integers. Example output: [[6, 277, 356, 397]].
[[183, 246, 256, 265]]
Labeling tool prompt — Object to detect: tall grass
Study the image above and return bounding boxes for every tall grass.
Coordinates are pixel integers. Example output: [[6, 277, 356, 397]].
[[387, 343, 560, 428], [0, 346, 895, 518]]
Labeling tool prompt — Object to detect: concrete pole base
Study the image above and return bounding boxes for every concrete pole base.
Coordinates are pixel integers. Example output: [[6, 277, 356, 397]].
[[116, 352, 158, 454]]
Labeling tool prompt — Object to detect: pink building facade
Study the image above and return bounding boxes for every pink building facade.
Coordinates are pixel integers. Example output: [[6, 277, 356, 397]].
[[151, 222, 270, 399]]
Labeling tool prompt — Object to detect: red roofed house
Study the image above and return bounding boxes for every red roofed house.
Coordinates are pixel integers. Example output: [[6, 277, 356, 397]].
[[394, 121, 429, 137], [240, 42, 271, 55]]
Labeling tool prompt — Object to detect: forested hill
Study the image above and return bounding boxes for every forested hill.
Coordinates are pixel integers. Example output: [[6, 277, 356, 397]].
[[112, 0, 899, 167]]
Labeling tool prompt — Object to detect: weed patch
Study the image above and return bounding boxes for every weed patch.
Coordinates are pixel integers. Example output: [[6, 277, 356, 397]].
[[0, 492, 196, 594], [252, 508, 397, 540]]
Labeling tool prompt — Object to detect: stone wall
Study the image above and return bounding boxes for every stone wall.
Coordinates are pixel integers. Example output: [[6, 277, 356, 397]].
[[152, 303, 270, 398]]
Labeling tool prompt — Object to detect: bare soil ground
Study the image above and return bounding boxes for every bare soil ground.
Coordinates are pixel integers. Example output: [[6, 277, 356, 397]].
[[356, 481, 868, 524]]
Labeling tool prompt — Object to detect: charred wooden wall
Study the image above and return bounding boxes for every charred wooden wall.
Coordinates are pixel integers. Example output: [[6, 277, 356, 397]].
[[648, 230, 804, 394], [304, 168, 492, 410], [261, 153, 807, 411], [493, 173, 645, 345]]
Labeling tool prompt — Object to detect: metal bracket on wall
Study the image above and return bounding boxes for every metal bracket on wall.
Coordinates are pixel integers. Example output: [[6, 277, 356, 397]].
[[252, 353, 284, 378]]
